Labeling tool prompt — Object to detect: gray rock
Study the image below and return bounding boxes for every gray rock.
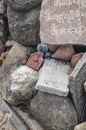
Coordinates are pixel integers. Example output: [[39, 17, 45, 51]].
[[30, 91, 78, 130], [0, 15, 8, 41], [0, 42, 35, 102], [5, 0, 42, 12], [69, 53, 86, 122], [6, 65, 38, 105], [13, 106, 44, 130], [36, 59, 70, 97], [0, 96, 28, 130], [74, 122, 86, 130], [7, 6, 41, 46]]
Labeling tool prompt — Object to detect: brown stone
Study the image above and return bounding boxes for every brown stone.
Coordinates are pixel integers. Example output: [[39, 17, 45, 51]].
[[71, 53, 84, 67], [52, 45, 75, 61], [0, 38, 5, 53], [40, 0, 86, 45], [1, 51, 9, 58], [26, 52, 44, 71], [48, 44, 60, 52]]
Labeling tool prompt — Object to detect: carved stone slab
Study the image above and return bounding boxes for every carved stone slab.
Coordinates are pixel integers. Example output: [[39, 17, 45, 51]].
[[0, 96, 28, 130], [40, 0, 86, 45], [69, 53, 86, 122], [36, 59, 70, 97]]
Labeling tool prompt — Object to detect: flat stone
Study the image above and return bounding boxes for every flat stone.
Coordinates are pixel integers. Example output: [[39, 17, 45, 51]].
[[74, 122, 86, 130], [36, 59, 70, 97], [40, 0, 86, 45], [0, 96, 28, 130], [69, 53, 86, 122]]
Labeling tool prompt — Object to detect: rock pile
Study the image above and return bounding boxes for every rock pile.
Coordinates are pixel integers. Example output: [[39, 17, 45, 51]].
[[0, 0, 86, 130]]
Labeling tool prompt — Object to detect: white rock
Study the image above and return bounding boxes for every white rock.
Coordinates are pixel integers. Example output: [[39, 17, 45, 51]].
[[6, 65, 39, 105], [36, 59, 70, 97]]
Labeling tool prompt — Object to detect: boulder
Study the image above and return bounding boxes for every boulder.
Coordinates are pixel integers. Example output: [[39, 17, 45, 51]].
[[7, 6, 41, 46], [74, 122, 86, 130], [5, 0, 42, 12], [30, 91, 78, 130], [6, 65, 38, 105], [0, 42, 35, 101], [69, 53, 86, 122]]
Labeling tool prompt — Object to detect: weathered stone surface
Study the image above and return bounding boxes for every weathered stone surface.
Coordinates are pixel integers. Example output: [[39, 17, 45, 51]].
[[6, 65, 38, 105], [5, 0, 42, 12], [30, 91, 78, 130], [0, 15, 9, 40], [71, 53, 84, 67], [36, 59, 70, 97], [52, 45, 75, 61], [0, 38, 5, 53], [13, 105, 44, 130], [40, 0, 86, 45], [0, 96, 28, 130], [69, 53, 86, 122], [74, 122, 86, 130], [7, 6, 41, 46], [0, 42, 35, 101], [84, 81, 86, 92]]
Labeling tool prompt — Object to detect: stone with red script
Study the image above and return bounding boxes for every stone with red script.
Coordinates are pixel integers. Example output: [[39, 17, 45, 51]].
[[26, 52, 44, 70]]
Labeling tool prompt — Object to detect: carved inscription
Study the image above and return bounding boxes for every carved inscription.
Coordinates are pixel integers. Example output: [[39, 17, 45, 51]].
[[40, 0, 86, 45]]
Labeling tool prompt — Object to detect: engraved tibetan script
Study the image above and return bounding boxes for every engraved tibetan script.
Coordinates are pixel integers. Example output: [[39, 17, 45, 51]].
[[40, 0, 86, 45]]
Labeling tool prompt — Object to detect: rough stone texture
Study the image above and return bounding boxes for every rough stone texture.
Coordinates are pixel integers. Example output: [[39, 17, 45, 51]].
[[0, 42, 35, 101], [6, 65, 38, 105], [71, 53, 84, 67], [40, 0, 86, 45], [0, 96, 28, 130], [5, 0, 42, 12], [84, 81, 86, 92], [30, 91, 78, 130], [69, 53, 86, 123], [52, 45, 75, 61], [36, 59, 70, 97], [74, 122, 86, 130], [7, 6, 41, 46], [13, 105, 44, 130], [0, 15, 9, 41]]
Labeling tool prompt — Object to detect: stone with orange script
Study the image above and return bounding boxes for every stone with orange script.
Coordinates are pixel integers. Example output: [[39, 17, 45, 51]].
[[52, 45, 75, 61], [26, 52, 44, 70]]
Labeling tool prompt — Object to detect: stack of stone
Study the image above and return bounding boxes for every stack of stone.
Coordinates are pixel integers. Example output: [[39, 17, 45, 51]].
[[0, 0, 86, 130]]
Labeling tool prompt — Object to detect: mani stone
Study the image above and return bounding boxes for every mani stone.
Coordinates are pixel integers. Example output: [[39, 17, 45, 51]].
[[74, 122, 86, 130], [40, 0, 86, 45], [0, 96, 28, 130], [69, 53, 86, 123], [36, 59, 70, 97], [6, 65, 38, 105]]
